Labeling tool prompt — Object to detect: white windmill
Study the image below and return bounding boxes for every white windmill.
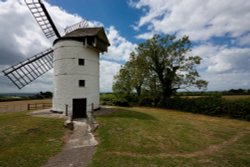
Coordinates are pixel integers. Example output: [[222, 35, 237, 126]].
[[2, 0, 110, 119]]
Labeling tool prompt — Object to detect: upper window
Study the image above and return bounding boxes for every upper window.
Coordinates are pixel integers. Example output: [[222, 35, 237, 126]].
[[78, 58, 85, 66], [79, 80, 85, 87]]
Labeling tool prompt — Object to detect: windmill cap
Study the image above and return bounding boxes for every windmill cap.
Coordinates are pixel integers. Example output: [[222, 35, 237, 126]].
[[54, 27, 110, 46]]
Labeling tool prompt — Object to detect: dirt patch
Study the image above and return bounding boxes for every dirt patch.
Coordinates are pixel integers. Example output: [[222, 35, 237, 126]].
[[29, 109, 67, 119], [42, 146, 95, 167]]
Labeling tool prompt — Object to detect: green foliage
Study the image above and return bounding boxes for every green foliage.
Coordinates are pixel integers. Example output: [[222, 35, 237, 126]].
[[112, 51, 149, 97], [246, 114, 250, 121], [112, 67, 133, 96], [112, 34, 207, 103], [100, 93, 250, 121], [112, 96, 130, 107], [161, 97, 250, 121], [227, 89, 250, 95], [33, 91, 53, 99], [138, 96, 155, 106], [100, 93, 117, 106], [177, 89, 250, 96], [100, 93, 131, 107], [0, 96, 32, 102], [140, 34, 208, 100]]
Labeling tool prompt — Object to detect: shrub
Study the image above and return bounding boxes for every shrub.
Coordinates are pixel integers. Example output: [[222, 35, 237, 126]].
[[161, 97, 250, 121], [100, 93, 131, 107], [112, 97, 130, 107], [246, 114, 250, 121], [138, 96, 154, 106], [100, 93, 117, 105]]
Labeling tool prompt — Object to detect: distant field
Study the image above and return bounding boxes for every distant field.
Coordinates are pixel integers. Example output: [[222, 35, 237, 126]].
[[0, 99, 52, 112], [222, 95, 250, 100], [180, 95, 250, 100], [90, 107, 250, 167]]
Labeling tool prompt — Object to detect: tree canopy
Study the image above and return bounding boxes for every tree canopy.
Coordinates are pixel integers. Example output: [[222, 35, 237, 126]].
[[113, 34, 208, 105]]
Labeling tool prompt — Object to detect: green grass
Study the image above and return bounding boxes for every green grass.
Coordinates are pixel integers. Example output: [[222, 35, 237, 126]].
[[0, 111, 66, 167], [90, 107, 250, 167]]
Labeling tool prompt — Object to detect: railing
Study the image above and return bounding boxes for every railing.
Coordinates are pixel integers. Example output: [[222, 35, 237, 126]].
[[27, 103, 52, 110]]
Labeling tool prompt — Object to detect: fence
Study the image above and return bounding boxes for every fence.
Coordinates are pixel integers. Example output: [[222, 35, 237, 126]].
[[0, 99, 52, 113], [27, 103, 52, 110]]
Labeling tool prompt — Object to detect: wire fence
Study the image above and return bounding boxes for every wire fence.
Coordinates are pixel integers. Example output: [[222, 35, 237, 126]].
[[27, 103, 52, 110]]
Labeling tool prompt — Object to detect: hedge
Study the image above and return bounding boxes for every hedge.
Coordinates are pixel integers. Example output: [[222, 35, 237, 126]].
[[161, 97, 250, 121]]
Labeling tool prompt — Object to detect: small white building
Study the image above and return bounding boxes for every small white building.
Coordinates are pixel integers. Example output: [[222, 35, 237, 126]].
[[52, 27, 110, 119]]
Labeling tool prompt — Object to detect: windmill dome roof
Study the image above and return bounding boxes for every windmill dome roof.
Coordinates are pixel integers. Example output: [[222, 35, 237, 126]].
[[54, 27, 110, 52]]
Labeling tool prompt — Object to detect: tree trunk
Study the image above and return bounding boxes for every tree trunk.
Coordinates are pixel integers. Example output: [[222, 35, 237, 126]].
[[135, 85, 141, 97]]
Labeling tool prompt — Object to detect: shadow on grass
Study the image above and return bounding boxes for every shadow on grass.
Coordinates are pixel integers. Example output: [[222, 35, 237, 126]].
[[96, 108, 157, 121]]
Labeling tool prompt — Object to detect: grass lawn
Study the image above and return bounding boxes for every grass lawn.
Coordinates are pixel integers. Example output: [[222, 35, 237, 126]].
[[0, 111, 66, 167], [90, 107, 250, 167]]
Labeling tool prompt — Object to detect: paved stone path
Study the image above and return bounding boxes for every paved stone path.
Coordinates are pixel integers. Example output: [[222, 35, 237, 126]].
[[30, 109, 97, 167]]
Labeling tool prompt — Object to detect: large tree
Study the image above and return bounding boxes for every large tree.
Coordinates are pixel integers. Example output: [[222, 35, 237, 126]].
[[137, 34, 207, 101], [113, 52, 148, 96], [113, 34, 208, 103]]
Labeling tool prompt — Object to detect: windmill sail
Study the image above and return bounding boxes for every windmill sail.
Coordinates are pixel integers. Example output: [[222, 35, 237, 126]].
[[25, 0, 60, 39], [2, 48, 53, 89]]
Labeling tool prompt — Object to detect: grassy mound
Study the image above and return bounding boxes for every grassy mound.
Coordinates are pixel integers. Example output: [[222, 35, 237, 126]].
[[90, 107, 250, 167]]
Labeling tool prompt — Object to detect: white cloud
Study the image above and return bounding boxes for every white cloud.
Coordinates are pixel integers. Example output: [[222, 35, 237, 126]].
[[99, 25, 137, 91], [130, 0, 250, 41], [44, 1, 82, 36], [102, 26, 136, 62], [192, 44, 250, 74], [135, 31, 155, 40], [0, 0, 50, 63], [100, 60, 121, 92], [201, 72, 250, 91], [191, 44, 250, 90]]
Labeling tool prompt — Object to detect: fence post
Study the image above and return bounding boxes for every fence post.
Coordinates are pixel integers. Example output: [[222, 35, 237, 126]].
[[27, 104, 30, 110], [91, 103, 94, 111], [65, 104, 68, 116]]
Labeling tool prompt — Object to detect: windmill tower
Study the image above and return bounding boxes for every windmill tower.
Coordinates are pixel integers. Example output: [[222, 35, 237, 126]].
[[2, 0, 110, 119]]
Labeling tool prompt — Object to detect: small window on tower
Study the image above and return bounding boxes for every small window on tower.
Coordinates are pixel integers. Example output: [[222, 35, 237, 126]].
[[78, 59, 85, 66], [79, 80, 85, 87]]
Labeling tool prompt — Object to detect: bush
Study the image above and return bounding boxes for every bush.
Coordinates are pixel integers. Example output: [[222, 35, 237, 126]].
[[100, 93, 131, 107], [100, 93, 117, 105], [246, 114, 250, 121], [112, 97, 130, 107], [161, 97, 250, 121], [100, 93, 250, 121], [138, 96, 154, 106]]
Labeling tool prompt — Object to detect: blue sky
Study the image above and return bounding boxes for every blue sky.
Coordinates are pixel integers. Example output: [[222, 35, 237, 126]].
[[49, 0, 146, 45], [0, 0, 250, 93]]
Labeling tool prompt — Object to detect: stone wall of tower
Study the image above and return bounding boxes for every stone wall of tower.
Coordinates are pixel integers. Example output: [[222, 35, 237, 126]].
[[52, 40, 100, 116]]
